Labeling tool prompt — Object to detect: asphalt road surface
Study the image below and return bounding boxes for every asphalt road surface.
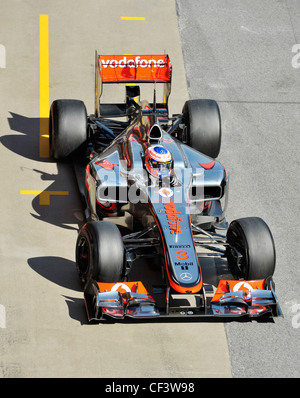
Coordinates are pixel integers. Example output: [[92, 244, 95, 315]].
[[0, 0, 299, 379], [177, 0, 300, 377]]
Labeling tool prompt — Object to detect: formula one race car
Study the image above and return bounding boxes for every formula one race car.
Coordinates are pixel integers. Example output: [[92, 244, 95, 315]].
[[49, 53, 282, 321]]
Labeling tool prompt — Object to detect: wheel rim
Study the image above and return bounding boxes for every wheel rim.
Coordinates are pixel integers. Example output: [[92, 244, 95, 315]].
[[227, 228, 249, 278], [77, 236, 90, 275]]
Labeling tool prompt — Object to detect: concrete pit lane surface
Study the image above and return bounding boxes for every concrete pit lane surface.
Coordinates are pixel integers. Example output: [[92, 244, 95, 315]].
[[0, 0, 230, 378]]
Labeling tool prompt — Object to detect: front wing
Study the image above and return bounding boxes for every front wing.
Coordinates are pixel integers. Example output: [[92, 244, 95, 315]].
[[84, 278, 282, 321]]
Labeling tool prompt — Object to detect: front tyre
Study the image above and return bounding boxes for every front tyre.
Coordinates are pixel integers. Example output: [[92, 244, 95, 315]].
[[76, 221, 125, 284], [226, 217, 276, 280]]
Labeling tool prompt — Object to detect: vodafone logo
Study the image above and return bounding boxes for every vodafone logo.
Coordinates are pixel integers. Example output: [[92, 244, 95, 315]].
[[110, 283, 132, 293], [233, 282, 253, 292], [101, 56, 165, 69], [159, 187, 173, 198], [164, 202, 183, 235]]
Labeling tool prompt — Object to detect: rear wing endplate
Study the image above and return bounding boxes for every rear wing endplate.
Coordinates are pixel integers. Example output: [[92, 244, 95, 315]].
[[95, 52, 172, 116]]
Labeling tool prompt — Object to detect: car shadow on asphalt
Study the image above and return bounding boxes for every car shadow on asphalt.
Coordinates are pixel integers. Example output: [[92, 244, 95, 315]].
[[2, 112, 45, 162], [4, 112, 98, 324], [27, 256, 81, 292], [28, 166, 85, 231], [63, 295, 88, 325], [1, 112, 85, 231], [27, 256, 90, 325]]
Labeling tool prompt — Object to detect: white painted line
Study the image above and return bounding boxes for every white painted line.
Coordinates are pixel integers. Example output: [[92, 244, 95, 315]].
[[0, 44, 6, 69], [0, 304, 6, 328]]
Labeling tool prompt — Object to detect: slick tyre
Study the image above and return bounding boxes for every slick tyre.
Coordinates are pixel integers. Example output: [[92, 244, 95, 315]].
[[49, 99, 87, 160], [182, 99, 221, 158], [76, 221, 125, 284], [226, 217, 276, 280]]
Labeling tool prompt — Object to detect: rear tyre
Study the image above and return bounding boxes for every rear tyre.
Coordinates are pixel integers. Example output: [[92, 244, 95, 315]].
[[49, 99, 87, 160], [76, 221, 125, 284], [226, 217, 276, 280], [182, 99, 221, 158]]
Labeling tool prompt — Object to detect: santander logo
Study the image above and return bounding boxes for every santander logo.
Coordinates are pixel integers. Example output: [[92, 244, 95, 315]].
[[101, 56, 165, 69]]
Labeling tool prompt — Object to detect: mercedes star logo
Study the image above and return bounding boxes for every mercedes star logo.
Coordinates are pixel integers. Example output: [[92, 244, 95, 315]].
[[180, 272, 193, 281]]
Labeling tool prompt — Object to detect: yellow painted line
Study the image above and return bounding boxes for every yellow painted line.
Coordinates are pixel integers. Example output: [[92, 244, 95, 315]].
[[120, 16, 145, 20], [20, 190, 43, 195], [39, 15, 50, 158], [20, 190, 69, 205]]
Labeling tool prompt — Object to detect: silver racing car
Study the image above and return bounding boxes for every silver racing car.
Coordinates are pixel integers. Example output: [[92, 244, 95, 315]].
[[49, 53, 282, 321]]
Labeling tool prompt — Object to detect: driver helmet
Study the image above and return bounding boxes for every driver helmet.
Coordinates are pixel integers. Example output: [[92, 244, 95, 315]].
[[145, 145, 173, 179]]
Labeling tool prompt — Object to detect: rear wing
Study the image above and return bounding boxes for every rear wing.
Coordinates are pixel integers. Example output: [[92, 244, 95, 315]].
[[95, 52, 172, 116]]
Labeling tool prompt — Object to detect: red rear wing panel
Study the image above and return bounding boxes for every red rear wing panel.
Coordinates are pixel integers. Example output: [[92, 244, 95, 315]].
[[98, 54, 172, 83]]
